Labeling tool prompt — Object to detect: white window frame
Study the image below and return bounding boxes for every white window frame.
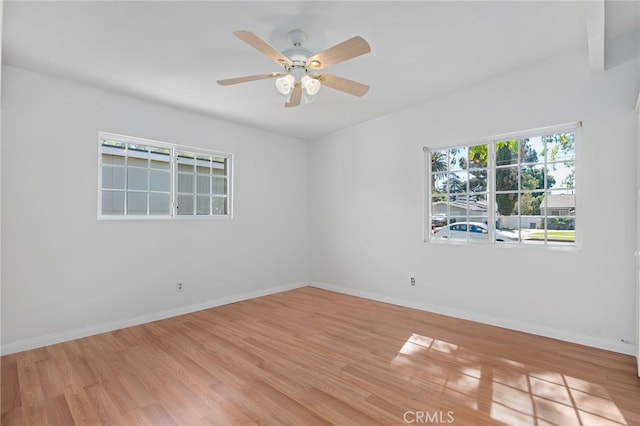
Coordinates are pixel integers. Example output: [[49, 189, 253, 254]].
[[425, 122, 579, 247], [98, 132, 233, 220]]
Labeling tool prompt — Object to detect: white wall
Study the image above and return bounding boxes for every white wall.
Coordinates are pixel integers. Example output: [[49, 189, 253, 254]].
[[1, 65, 308, 352], [309, 39, 640, 354]]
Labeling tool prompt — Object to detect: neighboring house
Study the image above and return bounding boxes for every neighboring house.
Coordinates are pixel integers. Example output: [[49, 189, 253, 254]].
[[432, 198, 488, 221], [539, 193, 575, 216]]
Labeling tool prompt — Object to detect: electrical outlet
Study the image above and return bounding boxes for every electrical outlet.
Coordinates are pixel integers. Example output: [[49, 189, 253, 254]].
[[410, 277, 416, 286], [176, 282, 183, 292]]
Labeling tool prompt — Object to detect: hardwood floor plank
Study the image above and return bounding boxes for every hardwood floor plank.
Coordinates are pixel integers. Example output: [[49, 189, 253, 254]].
[[62, 382, 103, 425], [84, 383, 127, 426], [16, 357, 48, 425], [2, 287, 639, 425], [1, 356, 21, 415], [35, 358, 66, 400], [43, 394, 76, 426]]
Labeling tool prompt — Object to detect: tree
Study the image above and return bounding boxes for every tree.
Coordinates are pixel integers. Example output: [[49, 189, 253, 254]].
[[523, 166, 556, 190], [430, 151, 448, 193], [430, 151, 448, 201], [545, 132, 575, 189], [495, 141, 519, 215], [431, 151, 447, 173], [448, 174, 465, 194]]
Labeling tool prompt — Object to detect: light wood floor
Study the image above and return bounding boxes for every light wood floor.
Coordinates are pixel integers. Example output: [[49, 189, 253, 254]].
[[2, 287, 639, 425]]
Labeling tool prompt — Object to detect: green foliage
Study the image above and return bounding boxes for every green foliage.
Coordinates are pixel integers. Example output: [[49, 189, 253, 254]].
[[431, 151, 447, 173], [546, 132, 575, 189], [546, 132, 575, 161], [469, 145, 488, 167], [495, 141, 519, 215], [519, 192, 543, 215]]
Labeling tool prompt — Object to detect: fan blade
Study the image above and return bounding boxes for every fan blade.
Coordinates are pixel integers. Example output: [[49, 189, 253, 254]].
[[234, 31, 292, 67], [306, 36, 370, 70], [217, 72, 283, 86], [285, 84, 302, 107], [317, 74, 370, 97]]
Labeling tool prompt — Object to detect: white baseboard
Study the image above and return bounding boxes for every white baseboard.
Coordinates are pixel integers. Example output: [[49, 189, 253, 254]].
[[4, 280, 634, 357], [309, 281, 636, 356], [0, 282, 307, 356]]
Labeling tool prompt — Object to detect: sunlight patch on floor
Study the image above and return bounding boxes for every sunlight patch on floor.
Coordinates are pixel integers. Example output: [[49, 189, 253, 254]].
[[392, 333, 628, 426]]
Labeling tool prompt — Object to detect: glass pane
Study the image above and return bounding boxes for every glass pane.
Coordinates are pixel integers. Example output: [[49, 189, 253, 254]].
[[197, 175, 210, 194], [127, 143, 149, 154], [496, 193, 518, 216], [468, 145, 488, 168], [101, 140, 126, 165], [177, 153, 195, 172], [546, 218, 576, 242], [520, 164, 546, 191], [496, 166, 518, 191], [448, 172, 467, 193], [541, 190, 576, 236], [448, 223, 468, 241], [449, 147, 467, 171], [127, 144, 148, 166], [431, 150, 448, 173], [469, 214, 485, 224], [150, 147, 171, 170], [212, 158, 227, 176], [431, 196, 447, 213], [469, 224, 487, 234], [522, 136, 544, 164], [127, 167, 148, 191], [449, 214, 466, 225], [102, 153, 125, 166], [212, 177, 226, 195], [469, 192, 488, 205], [177, 173, 194, 193], [495, 140, 519, 166], [149, 193, 170, 215], [150, 170, 170, 192], [101, 139, 126, 148], [431, 173, 448, 193], [495, 227, 518, 243], [127, 192, 147, 215], [547, 160, 575, 190], [468, 170, 487, 192], [196, 196, 210, 215], [431, 195, 449, 229], [212, 197, 227, 215], [177, 194, 194, 215], [102, 166, 125, 189], [541, 191, 576, 216], [468, 193, 487, 220], [544, 132, 575, 163], [518, 190, 544, 216], [102, 191, 124, 215], [196, 155, 211, 172]]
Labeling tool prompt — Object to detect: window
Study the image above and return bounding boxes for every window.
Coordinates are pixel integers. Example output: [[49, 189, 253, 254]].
[[99, 132, 231, 218], [427, 124, 577, 245]]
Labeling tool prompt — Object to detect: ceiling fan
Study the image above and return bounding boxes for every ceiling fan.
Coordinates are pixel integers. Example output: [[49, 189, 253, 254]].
[[217, 29, 371, 107]]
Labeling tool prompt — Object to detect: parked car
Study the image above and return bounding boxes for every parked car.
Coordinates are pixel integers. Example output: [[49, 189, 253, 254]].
[[431, 214, 455, 228], [432, 222, 518, 242]]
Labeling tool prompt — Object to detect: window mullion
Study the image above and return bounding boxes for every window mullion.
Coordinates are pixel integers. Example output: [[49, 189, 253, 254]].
[[124, 145, 129, 216], [488, 142, 496, 242], [171, 148, 177, 217]]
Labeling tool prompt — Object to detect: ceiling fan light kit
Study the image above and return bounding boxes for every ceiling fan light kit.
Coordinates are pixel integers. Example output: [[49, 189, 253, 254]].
[[275, 74, 295, 95], [217, 29, 371, 108]]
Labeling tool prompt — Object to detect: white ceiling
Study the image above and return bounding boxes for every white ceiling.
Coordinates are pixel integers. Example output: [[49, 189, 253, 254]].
[[3, 1, 639, 140]]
